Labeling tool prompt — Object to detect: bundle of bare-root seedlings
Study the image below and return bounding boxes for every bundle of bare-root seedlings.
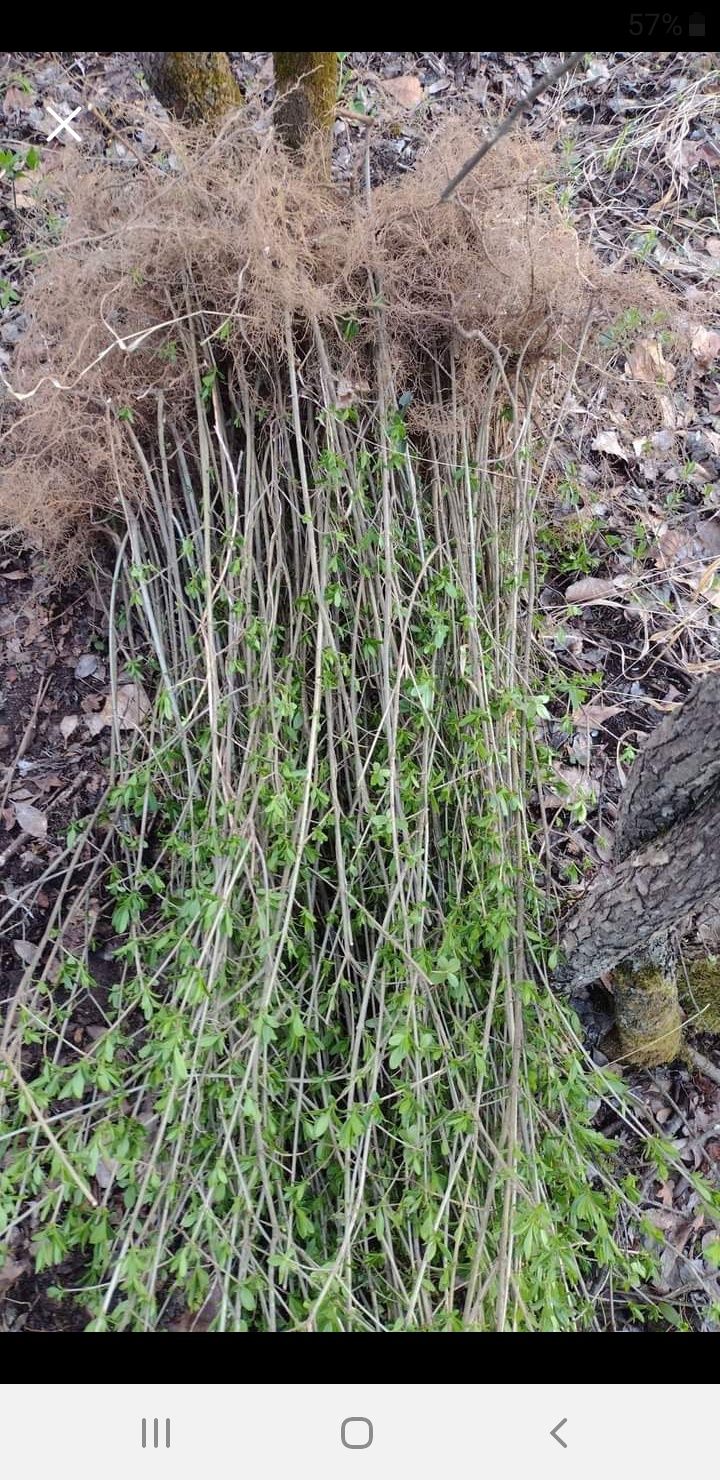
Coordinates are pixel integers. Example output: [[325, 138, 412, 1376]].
[[0, 121, 697, 1333], [1, 119, 668, 564]]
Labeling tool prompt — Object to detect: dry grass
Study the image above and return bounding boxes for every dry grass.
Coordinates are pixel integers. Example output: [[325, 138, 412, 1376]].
[[1, 117, 670, 571]]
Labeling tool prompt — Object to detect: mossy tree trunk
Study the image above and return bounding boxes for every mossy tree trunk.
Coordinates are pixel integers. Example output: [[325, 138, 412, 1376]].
[[556, 674, 720, 1066], [681, 956, 720, 1034], [139, 52, 242, 123], [613, 936, 683, 1067], [273, 52, 338, 152]]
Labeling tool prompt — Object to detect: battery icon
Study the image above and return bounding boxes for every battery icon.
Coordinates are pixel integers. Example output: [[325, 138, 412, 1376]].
[[688, 11, 706, 34]]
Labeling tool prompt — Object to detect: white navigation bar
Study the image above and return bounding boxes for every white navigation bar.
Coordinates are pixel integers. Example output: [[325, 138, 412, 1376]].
[[3, 1384, 704, 1480]]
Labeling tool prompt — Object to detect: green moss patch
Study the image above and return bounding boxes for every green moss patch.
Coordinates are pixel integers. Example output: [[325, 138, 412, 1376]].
[[682, 958, 720, 1034], [614, 960, 683, 1067]]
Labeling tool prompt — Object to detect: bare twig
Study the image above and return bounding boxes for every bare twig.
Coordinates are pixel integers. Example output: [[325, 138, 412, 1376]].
[[687, 1045, 720, 1090], [0, 672, 52, 811], [440, 52, 585, 203]]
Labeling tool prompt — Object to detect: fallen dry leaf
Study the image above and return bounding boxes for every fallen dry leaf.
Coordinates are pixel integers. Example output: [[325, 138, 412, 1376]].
[[60, 714, 79, 741], [571, 702, 623, 729], [696, 519, 720, 559], [85, 702, 112, 737], [647, 185, 676, 216], [585, 59, 611, 84], [13, 801, 47, 840], [702, 428, 720, 457], [633, 427, 677, 483], [0, 1254, 28, 1294], [13, 940, 37, 966], [75, 653, 99, 680], [679, 138, 720, 176], [625, 338, 676, 387], [653, 517, 720, 581], [565, 576, 617, 603], [570, 728, 592, 765], [10, 785, 33, 803], [591, 429, 629, 460], [335, 375, 370, 408], [33, 773, 63, 794], [11, 187, 36, 210], [691, 327, 720, 372], [383, 75, 423, 109], [543, 763, 599, 814], [658, 394, 680, 429], [3, 85, 36, 115], [86, 683, 151, 737], [654, 524, 696, 569], [692, 564, 720, 609], [116, 683, 151, 728]]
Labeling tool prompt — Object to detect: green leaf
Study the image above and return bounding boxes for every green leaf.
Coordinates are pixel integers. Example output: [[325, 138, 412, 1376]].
[[112, 901, 131, 934], [704, 1239, 720, 1269], [172, 1046, 188, 1082], [310, 1112, 331, 1139]]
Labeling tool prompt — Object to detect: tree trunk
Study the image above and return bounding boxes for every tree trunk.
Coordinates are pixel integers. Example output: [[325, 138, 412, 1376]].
[[273, 52, 338, 152], [139, 52, 242, 123], [613, 936, 683, 1067], [681, 956, 720, 1034], [559, 787, 720, 991], [614, 673, 720, 860], [556, 674, 720, 1065]]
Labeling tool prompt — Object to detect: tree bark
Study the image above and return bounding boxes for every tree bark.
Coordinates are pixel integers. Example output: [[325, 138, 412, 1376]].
[[557, 673, 720, 1000], [614, 672, 720, 860], [558, 787, 720, 993], [613, 935, 683, 1066], [139, 52, 242, 123], [273, 52, 338, 152]]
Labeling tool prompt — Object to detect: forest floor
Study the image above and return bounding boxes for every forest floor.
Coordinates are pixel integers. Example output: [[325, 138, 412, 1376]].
[[1, 50, 720, 1332]]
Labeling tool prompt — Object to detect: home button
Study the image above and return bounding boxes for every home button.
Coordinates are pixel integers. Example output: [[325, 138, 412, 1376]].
[[341, 1418, 374, 1450]]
